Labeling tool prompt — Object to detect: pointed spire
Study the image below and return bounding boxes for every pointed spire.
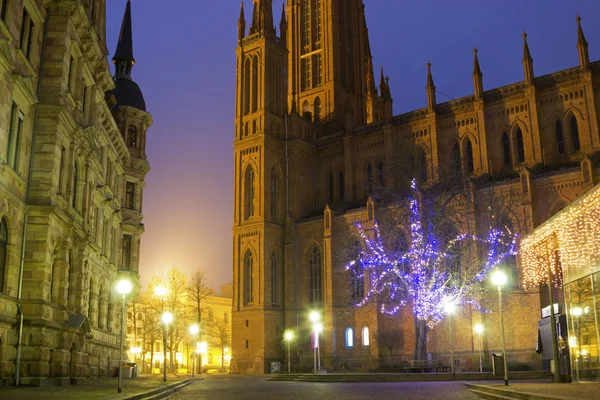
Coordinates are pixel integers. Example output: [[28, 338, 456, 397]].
[[473, 48, 483, 99], [249, 0, 275, 37], [576, 15, 590, 70], [279, 3, 287, 44], [522, 32, 535, 85], [113, 0, 135, 78], [426, 62, 436, 112], [238, 2, 246, 42]]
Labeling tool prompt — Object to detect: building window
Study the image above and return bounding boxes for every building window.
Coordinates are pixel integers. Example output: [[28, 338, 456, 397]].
[[377, 160, 384, 187], [465, 139, 474, 173], [122, 235, 132, 271], [127, 125, 137, 148], [314, 97, 321, 122], [452, 142, 461, 176], [570, 115, 580, 151], [82, 84, 88, 119], [67, 56, 74, 93], [19, 7, 35, 60], [244, 166, 255, 220], [0, 0, 8, 22], [345, 328, 354, 348], [555, 120, 565, 154], [72, 160, 79, 209], [270, 253, 277, 304], [366, 163, 373, 194], [339, 171, 345, 200], [309, 246, 322, 304], [125, 182, 135, 209], [0, 218, 7, 293], [515, 128, 525, 163], [244, 251, 253, 305], [362, 327, 370, 347], [58, 146, 66, 193], [328, 172, 334, 202], [349, 271, 364, 302], [271, 168, 277, 218], [251, 56, 258, 113], [502, 132, 511, 166]]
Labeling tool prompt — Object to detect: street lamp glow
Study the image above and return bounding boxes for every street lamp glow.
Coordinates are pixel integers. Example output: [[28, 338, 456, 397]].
[[199, 341, 208, 354], [116, 279, 132, 295], [130, 347, 142, 354], [155, 286, 167, 297], [309, 311, 320, 323], [571, 307, 583, 317], [491, 270, 507, 287], [443, 301, 456, 314], [284, 330, 294, 342], [189, 324, 200, 335], [314, 322, 323, 334], [474, 324, 484, 334], [161, 312, 173, 325]]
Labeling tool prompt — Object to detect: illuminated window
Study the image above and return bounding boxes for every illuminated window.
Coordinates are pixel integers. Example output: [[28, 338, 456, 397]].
[[362, 327, 370, 347], [244, 166, 255, 219], [345, 328, 354, 348]]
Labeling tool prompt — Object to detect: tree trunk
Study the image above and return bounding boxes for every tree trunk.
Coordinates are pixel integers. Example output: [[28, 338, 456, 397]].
[[413, 317, 429, 361]]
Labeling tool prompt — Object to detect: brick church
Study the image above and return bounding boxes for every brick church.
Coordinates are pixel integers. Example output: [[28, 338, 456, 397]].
[[232, 0, 599, 373]]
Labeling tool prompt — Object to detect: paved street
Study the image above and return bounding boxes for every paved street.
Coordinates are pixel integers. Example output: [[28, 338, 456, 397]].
[[171, 376, 480, 400]]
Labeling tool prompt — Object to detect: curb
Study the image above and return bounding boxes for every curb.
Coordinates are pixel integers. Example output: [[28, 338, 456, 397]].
[[124, 378, 195, 400], [463, 383, 584, 400]]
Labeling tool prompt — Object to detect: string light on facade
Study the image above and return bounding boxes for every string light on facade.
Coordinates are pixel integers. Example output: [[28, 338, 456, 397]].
[[346, 179, 518, 329]]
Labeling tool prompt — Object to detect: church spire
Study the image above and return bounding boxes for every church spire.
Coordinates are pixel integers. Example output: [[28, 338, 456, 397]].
[[426, 62, 436, 112], [249, 0, 275, 37], [238, 2, 246, 42], [576, 15, 590, 70], [473, 48, 483, 99], [522, 32, 534, 85], [113, 0, 134, 78], [279, 2, 286, 44]]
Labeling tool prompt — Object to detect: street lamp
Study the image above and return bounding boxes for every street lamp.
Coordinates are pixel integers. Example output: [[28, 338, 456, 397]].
[[116, 279, 132, 394], [309, 311, 321, 374], [284, 330, 294, 373], [189, 324, 199, 378], [491, 269, 508, 386], [443, 300, 456, 374], [161, 311, 173, 383], [474, 324, 484, 373]]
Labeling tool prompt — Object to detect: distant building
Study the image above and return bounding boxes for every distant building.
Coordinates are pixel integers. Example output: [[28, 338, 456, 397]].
[[0, 0, 150, 384], [232, 0, 598, 373]]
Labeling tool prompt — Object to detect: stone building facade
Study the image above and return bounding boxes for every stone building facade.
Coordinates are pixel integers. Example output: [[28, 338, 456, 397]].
[[232, 0, 600, 373], [0, 0, 150, 385]]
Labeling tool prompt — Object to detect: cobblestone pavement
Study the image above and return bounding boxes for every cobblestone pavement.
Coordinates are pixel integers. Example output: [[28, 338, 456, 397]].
[[170, 375, 481, 400]]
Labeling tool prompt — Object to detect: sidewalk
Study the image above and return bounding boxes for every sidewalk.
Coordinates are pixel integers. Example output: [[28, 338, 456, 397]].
[[466, 379, 600, 400], [0, 374, 196, 400]]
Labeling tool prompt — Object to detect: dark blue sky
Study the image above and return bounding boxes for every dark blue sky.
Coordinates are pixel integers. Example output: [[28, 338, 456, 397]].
[[106, 0, 600, 288]]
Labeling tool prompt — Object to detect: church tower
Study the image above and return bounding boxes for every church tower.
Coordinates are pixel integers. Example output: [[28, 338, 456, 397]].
[[109, 0, 152, 284], [232, 0, 289, 373]]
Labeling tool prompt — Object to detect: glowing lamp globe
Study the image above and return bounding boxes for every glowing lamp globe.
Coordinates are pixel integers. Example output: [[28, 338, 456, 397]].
[[116, 279, 132, 295], [474, 324, 484, 334], [284, 330, 294, 342], [189, 324, 200, 335], [309, 311, 320, 323], [314, 323, 323, 334], [155, 286, 167, 297], [571, 307, 583, 317], [491, 270, 507, 287], [161, 312, 173, 325], [443, 301, 456, 314]]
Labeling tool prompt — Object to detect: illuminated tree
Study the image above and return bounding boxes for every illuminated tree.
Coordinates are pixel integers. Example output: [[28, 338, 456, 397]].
[[347, 180, 518, 360]]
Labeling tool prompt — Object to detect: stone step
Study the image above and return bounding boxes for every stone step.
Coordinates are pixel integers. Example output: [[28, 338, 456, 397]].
[[464, 383, 582, 400], [469, 388, 520, 400]]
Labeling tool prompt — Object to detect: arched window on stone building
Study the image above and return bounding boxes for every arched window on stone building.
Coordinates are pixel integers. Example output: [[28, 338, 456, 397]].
[[244, 250, 253, 305], [244, 166, 255, 220], [243, 58, 251, 115], [0, 218, 7, 293], [570, 115, 580, 151], [309, 246, 322, 304], [502, 133, 511, 166], [377, 160, 384, 188], [366, 163, 373, 194], [127, 125, 137, 148], [252, 56, 258, 113], [271, 167, 278, 218], [465, 139, 474, 173], [515, 128, 525, 163], [362, 327, 370, 347], [555, 120, 565, 154], [345, 328, 354, 348]]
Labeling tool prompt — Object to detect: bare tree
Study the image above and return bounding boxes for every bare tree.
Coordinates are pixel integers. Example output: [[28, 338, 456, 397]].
[[187, 270, 211, 330], [377, 329, 404, 371], [205, 316, 231, 372]]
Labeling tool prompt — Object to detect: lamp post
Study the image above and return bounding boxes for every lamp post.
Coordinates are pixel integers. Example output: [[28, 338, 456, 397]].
[[474, 324, 484, 373], [116, 279, 132, 394], [309, 311, 321, 374], [491, 270, 508, 386], [161, 312, 173, 383], [443, 301, 456, 374], [570, 306, 583, 383], [284, 330, 294, 373], [189, 324, 199, 378]]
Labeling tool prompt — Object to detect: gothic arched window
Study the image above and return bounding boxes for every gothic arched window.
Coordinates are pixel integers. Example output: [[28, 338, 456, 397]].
[[244, 251, 253, 305], [271, 168, 278, 218], [243, 57, 251, 115], [555, 120, 565, 154], [244, 166, 255, 220], [362, 327, 370, 347], [309, 246, 322, 304], [251, 56, 258, 113], [465, 139, 474, 173], [345, 328, 354, 348], [502, 133, 511, 166], [366, 163, 373, 194], [570, 115, 580, 151], [516, 128, 525, 163], [377, 160, 384, 187], [0, 218, 7, 293], [127, 125, 137, 148]]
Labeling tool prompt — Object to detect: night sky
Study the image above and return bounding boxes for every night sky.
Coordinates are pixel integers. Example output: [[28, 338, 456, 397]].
[[105, 0, 600, 289]]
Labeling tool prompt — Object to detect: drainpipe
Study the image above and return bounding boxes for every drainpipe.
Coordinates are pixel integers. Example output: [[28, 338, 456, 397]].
[[16, 8, 49, 386]]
